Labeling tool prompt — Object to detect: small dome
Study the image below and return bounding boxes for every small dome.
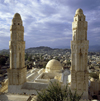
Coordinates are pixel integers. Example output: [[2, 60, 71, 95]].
[[45, 59, 63, 72], [13, 13, 21, 19], [75, 8, 83, 14]]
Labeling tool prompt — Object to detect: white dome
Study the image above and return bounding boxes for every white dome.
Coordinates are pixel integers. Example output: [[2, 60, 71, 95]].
[[45, 59, 63, 72]]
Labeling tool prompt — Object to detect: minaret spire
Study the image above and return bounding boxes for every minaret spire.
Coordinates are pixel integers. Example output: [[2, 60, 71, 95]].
[[71, 8, 89, 99], [8, 13, 26, 91]]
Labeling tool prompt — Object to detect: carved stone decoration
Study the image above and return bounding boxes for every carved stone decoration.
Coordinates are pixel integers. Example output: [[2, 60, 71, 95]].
[[71, 8, 89, 99]]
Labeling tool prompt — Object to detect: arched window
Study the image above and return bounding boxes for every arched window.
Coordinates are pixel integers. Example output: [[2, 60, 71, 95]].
[[73, 35, 75, 40], [18, 23, 20, 25], [74, 31, 76, 40], [11, 33, 12, 40], [85, 31, 87, 40], [19, 53, 21, 67]]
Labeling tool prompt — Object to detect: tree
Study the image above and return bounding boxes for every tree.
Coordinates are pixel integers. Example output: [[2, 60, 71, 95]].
[[34, 56, 39, 60], [55, 57, 60, 61], [67, 61, 71, 65], [28, 55, 32, 61], [0, 57, 6, 66], [25, 53, 28, 60], [37, 81, 83, 101]]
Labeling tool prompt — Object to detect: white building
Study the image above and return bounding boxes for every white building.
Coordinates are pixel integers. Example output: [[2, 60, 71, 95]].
[[0, 8, 90, 101]]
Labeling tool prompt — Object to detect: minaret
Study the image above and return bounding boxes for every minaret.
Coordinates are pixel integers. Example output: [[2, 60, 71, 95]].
[[8, 13, 26, 87], [71, 9, 89, 99]]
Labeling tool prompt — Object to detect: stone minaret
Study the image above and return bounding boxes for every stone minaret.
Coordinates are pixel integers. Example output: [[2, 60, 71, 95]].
[[8, 13, 26, 87], [71, 9, 89, 99]]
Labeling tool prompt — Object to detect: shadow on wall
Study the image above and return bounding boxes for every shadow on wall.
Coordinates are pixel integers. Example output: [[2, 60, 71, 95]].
[[0, 94, 9, 101]]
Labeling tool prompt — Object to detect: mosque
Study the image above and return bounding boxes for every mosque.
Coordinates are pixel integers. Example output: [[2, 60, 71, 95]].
[[7, 8, 89, 100]]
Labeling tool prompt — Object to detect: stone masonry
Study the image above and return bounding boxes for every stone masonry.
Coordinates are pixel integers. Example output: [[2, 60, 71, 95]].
[[71, 8, 89, 99], [8, 13, 26, 86]]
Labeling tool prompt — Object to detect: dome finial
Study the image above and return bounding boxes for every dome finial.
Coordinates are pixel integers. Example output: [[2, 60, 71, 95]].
[[13, 13, 21, 19], [75, 8, 83, 14]]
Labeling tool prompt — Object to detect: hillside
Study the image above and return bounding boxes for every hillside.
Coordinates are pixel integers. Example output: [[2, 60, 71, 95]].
[[25, 46, 71, 55], [0, 46, 99, 55]]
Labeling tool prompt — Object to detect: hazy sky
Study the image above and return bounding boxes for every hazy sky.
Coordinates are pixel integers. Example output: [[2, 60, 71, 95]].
[[0, 0, 100, 49]]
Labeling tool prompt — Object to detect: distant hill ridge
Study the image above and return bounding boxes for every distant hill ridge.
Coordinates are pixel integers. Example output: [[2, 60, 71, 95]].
[[28, 46, 53, 50], [0, 46, 71, 55], [0, 46, 99, 55], [25, 46, 70, 54]]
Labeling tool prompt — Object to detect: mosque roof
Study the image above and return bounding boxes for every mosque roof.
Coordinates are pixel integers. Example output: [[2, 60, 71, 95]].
[[46, 59, 63, 71]]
